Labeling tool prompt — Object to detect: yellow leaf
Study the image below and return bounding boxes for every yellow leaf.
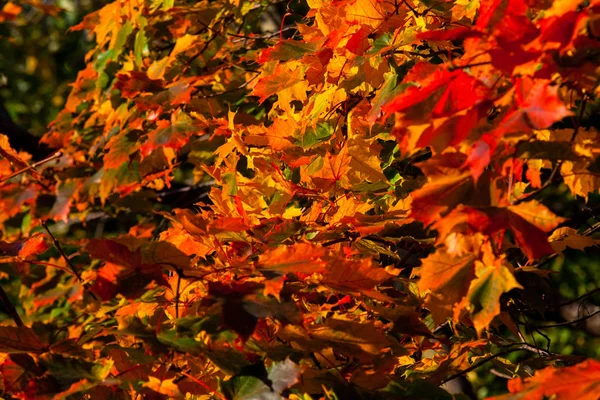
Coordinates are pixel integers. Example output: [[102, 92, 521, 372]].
[[329, 195, 372, 225], [456, 248, 522, 335], [417, 248, 477, 324], [561, 160, 600, 201], [143, 377, 182, 397], [147, 56, 169, 80], [170, 34, 198, 60], [549, 227, 598, 253], [508, 200, 566, 232]]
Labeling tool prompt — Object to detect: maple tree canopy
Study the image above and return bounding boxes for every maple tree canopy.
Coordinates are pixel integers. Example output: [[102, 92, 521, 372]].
[[0, 0, 600, 398]]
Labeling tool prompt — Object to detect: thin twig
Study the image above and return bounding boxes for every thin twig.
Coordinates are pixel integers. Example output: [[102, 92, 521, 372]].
[[439, 341, 554, 385], [196, 73, 260, 99], [533, 220, 600, 270], [530, 309, 600, 329], [439, 349, 516, 385], [229, 26, 297, 42], [180, 371, 226, 400], [0, 151, 62, 185], [402, 0, 419, 16], [388, 48, 462, 59], [501, 341, 552, 357], [175, 270, 182, 319], [0, 284, 24, 326], [490, 368, 514, 380], [449, 61, 492, 70], [514, 98, 587, 205], [41, 221, 82, 282], [558, 287, 600, 307], [396, 242, 418, 268]]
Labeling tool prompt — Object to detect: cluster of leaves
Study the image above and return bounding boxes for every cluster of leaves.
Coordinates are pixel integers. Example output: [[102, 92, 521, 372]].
[[1, 0, 600, 398]]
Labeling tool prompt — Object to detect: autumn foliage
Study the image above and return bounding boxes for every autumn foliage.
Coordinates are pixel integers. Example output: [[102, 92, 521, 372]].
[[1, 0, 600, 398]]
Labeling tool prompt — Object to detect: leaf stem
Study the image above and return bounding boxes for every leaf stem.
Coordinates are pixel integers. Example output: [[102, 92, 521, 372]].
[[529, 309, 600, 329], [180, 371, 226, 400], [0, 284, 24, 327], [439, 348, 519, 385], [0, 151, 61, 185], [41, 220, 83, 282]]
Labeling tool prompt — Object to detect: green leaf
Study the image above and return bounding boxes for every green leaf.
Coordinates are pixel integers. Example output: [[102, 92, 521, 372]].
[[112, 21, 134, 60], [367, 33, 392, 54], [40, 354, 113, 383], [297, 122, 333, 149], [368, 73, 401, 124], [134, 17, 148, 67], [157, 329, 205, 353], [222, 376, 277, 400], [221, 358, 301, 400], [261, 40, 317, 62]]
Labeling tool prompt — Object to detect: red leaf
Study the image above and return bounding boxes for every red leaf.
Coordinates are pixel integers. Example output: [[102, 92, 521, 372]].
[[114, 72, 164, 98], [0, 326, 47, 353], [417, 26, 480, 41], [515, 78, 573, 129], [0, 234, 48, 259], [462, 135, 497, 183], [346, 26, 371, 55], [382, 68, 488, 119]]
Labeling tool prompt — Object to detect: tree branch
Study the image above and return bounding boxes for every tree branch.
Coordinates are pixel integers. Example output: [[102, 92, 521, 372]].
[[0, 284, 24, 327], [530, 309, 600, 329], [41, 221, 83, 282]]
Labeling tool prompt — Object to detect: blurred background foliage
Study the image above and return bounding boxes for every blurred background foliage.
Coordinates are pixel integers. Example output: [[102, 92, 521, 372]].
[[0, 0, 108, 135]]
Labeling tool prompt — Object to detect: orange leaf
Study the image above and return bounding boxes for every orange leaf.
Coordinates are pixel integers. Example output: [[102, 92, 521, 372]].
[[515, 78, 573, 129], [491, 359, 600, 400]]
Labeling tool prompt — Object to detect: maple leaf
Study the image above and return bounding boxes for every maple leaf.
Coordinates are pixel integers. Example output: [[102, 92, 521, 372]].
[[346, 25, 372, 55], [491, 359, 600, 400], [265, 117, 297, 151], [418, 248, 477, 325], [320, 258, 391, 301], [221, 358, 301, 400], [457, 250, 522, 335], [140, 111, 197, 157], [411, 171, 476, 226], [114, 72, 163, 98], [86, 239, 173, 300], [0, 234, 48, 261], [207, 281, 264, 340], [382, 67, 489, 120], [515, 78, 573, 129], [416, 102, 491, 154], [437, 202, 564, 259], [549, 227, 598, 254], [452, 0, 481, 22], [250, 62, 306, 104], [143, 377, 182, 397], [258, 40, 318, 63], [561, 160, 600, 201], [278, 318, 391, 362], [309, 145, 352, 191], [258, 243, 327, 274], [0, 326, 48, 353], [103, 131, 138, 169], [344, 137, 389, 187]]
